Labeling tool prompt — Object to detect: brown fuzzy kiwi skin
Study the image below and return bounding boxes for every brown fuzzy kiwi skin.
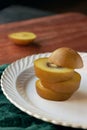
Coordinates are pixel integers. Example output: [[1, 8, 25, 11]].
[[48, 47, 83, 69]]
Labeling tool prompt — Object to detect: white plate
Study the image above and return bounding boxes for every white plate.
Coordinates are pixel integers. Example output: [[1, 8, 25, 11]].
[[1, 52, 87, 129]]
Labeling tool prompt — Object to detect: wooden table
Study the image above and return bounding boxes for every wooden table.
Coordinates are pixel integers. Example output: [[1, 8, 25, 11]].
[[0, 13, 87, 65]]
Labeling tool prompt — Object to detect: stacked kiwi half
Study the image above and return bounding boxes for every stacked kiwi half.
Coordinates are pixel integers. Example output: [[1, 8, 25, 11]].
[[34, 47, 83, 101]]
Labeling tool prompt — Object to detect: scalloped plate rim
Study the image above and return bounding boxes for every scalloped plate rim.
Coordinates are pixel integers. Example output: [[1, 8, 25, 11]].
[[1, 52, 87, 129]]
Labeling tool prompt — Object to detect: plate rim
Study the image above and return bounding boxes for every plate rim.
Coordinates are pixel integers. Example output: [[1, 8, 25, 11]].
[[1, 52, 87, 129]]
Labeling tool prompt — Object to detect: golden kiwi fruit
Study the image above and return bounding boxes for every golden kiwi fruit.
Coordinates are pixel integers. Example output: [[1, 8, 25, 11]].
[[34, 47, 83, 101]]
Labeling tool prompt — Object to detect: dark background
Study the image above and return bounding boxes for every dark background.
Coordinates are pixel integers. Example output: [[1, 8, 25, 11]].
[[0, 0, 87, 14], [0, 0, 87, 24]]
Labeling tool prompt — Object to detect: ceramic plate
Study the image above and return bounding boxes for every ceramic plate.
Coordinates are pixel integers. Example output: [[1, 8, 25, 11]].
[[1, 52, 87, 129]]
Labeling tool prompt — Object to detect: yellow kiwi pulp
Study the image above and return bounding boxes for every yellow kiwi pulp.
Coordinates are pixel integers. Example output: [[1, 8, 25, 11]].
[[8, 32, 36, 45], [36, 80, 74, 101], [41, 71, 81, 93], [34, 58, 74, 83]]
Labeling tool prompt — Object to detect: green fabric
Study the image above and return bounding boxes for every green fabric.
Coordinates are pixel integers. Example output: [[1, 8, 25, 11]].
[[0, 65, 81, 130]]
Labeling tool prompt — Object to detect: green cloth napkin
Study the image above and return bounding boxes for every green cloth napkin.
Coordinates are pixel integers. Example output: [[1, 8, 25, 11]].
[[0, 65, 81, 130]]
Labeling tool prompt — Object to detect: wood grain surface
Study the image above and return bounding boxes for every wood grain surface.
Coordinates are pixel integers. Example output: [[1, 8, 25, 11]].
[[0, 13, 87, 64]]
